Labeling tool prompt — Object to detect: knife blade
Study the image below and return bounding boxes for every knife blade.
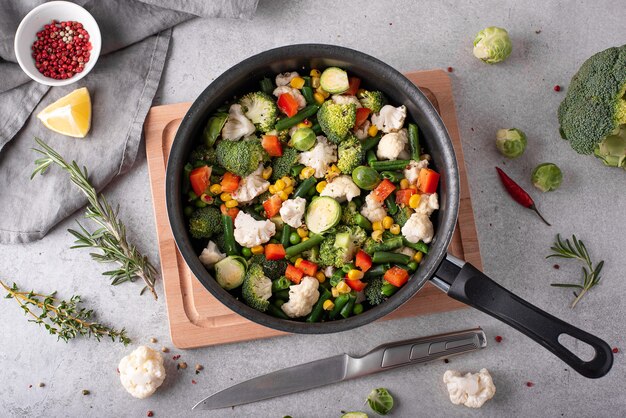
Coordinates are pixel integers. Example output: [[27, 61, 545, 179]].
[[193, 327, 486, 410]]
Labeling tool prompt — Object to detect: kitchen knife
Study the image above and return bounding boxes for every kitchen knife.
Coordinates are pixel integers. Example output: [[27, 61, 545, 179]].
[[193, 327, 486, 410]]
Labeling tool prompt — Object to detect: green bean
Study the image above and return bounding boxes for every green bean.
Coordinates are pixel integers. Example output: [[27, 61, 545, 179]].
[[408, 123, 420, 161], [362, 135, 381, 152], [381, 171, 404, 183], [369, 160, 411, 171], [352, 303, 364, 315], [245, 208, 264, 221], [363, 264, 389, 279], [302, 86, 315, 104], [340, 293, 357, 319], [274, 289, 290, 301], [188, 190, 198, 201], [372, 251, 411, 265], [291, 164, 305, 177], [281, 225, 292, 247], [293, 176, 316, 198], [366, 150, 377, 165], [402, 238, 429, 254], [302, 76, 311, 87], [222, 214, 238, 256], [260, 77, 274, 95], [272, 276, 291, 293], [367, 236, 403, 254], [407, 261, 418, 272], [274, 105, 320, 131], [354, 214, 373, 231], [311, 123, 322, 135], [267, 304, 289, 319], [381, 282, 399, 297], [342, 263, 357, 273], [329, 294, 350, 319], [285, 233, 325, 258], [385, 195, 398, 215], [306, 288, 332, 323]]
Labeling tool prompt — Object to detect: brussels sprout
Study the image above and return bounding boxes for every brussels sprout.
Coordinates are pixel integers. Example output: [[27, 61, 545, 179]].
[[531, 163, 563, 192], [473, 26, 512, 64], [593, 126, 626, 170], [290, 128, 316, 151], [496, 128, 527, 158]]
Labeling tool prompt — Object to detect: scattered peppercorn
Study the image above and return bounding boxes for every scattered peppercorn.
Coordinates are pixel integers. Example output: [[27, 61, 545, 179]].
[[612, 347, 619, 353], [526, 382, 534, 387], [443, 358, 449, 364], [447, 67, 453, 73], [553, 85, 561, 92], [147, 411, 154, 417], [172, 354, 181, 360], [161, 347, 169, 353], [553, 264, 560, 269], [29, 385, 32, 389], [150, 337, 157, 343], [535, 30, 542, 34], [495, 335, 503, 343], [82, 389, 90, 395], [38, 382, 45, 388], [192, 379, 197, 384]]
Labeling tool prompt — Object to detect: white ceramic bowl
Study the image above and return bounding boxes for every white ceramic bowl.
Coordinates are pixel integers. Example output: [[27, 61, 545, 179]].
[[14, 1, 101, 86]]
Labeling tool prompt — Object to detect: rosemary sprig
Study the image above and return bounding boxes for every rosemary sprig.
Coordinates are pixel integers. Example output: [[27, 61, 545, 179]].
[[1, 279, 130, 344], [547, 234, 604, 308], [31, 138, 158, 299]]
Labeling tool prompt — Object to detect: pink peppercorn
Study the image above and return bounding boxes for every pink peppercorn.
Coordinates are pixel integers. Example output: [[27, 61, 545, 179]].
[[31, 20, 91, 80], [553, 85, 561, 92]]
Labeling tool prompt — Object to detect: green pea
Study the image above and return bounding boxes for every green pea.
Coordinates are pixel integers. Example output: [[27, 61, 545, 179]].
[[353, 303, 364, 315], [241, 247, 252, 258], [407, 261, 418, 272], [289, 232, 301, 245]]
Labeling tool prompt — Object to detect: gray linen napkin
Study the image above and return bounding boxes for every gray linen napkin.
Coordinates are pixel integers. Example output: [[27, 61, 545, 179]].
[[0, 0, 258, 244]]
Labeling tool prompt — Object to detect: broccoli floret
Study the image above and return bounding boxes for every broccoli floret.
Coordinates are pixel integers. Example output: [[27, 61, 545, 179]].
[[317, 101, 357, 144], [271, 146, 299, 181], [365, 277, 387, 306], [337, 133, 364, 174], [189, 145, 217, 166], [216, 137, 269, 177], [357, 90, 386, 113], [239, 91, 278, 133], [189, 206, 223, 239], [341, 201, 359, 226], [248, 254, 288, 281], [393, 206, 413, 227], [558, 45, 626, 169], [319, 225, 367, 268], [242, 264, 272, 312], [362, 238, 378, 255]]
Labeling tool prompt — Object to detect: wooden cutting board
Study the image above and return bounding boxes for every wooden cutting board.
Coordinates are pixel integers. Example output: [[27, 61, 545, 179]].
[[144, 69, 481, 349]]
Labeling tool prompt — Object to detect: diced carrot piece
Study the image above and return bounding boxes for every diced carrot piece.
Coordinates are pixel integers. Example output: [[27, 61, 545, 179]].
[[298, 260, 318, 277], [417, 168, 440, 194], [395, 188, 416, 205], [220, 204, 240, 221], [372, 179, 396, 203], [277, 93, 299, 117], [262, 194, 283, 218], [265, 243, 286, 260], [285, 264, 304, 284], [221, 172, 241, 193], [383, 266, 410, 287], [261, 135, 283, 157]]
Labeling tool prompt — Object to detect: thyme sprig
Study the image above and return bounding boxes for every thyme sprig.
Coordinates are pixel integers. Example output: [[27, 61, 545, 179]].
[[547, 234, 604, 308], [31, 138, 158, 299], [1, 279, 130, 344]]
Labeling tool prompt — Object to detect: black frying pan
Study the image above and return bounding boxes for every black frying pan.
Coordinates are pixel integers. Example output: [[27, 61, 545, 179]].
[[165, 44, 613, 379]]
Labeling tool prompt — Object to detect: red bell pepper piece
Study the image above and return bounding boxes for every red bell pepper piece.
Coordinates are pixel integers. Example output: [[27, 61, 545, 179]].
[[285, 264, 304, 284], [354, 107, 371, 128], [261, 135, 283, 157], [298, 260, 318, 277], [220, 172, 241, 193], [277, 93, 299, 117], [355, 250, 372, 272], [395, 188, 416, 205], [262, 194, 283, 218], [372, 179, 396, 203], [345, 278, 367, 292], [417, 168, 440, 194], [383, 266, 410, 287], [220, 204, 239, 221], [189, 166, 211, 196], [345, 77, 361, 96], [265, 243, 286, 260]]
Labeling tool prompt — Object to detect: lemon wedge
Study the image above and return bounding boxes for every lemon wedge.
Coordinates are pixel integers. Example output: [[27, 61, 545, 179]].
[[37, 87, 91, 138]]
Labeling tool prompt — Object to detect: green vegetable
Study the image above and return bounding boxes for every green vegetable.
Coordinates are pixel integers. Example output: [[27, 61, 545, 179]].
[[381, 282, 399, 297], [364, 264, 389, 280], [364, 236, 403, 254], [259, 77, 274, 95], [472, 26, 512, 64], [319, 67, 349, 94], [317, 100, 357, 144], [352, 303, 364, 315], [302, 86, 315, 104], [340, 292, 357, 318], [289, 231, 301, 245], [352, 166, 381, 190], [329, 294, 350, 319], [369, 160, 410, 171], [189, 206, 223, 239], [291, 164, 305, 177], [272, 276, 291, 292], [202, 113, 228, 148], [214, 256, 247, 290], [319, 226, 367, 268], [496, 128, 527, 158], [267, 304, 289, 319], [337, 134, 365, 174], [367, 388, 394, 415], [402, 238, 429, 254], [221, 214, 238, 256], [362, 135, 382, 152], [306, 288, 332, 323], [380, 171, 403, 183], [305, 196, 342, 234], [241, 247, 252, 258], [408, 123, 420, 161], [357, 90, 386, 113], [341, 412, 368, 418], [385, 195, 398, 215], [365, 277, 386, 305], [558, 45, 626, 168], [341, 201, 373, 231], [366, 150, 377, 165], [239, 92, 278, 133], [531, 163, 563, 192], [290, 127, 317, 151], [280, 224, 292, 247], [294, 176, 317, 198], [274, 105, 320, 131], [285, 233, 325, 258], [407, 261, 418, 272], [248, 254, 288, 280], [392, 206, 413, 227], [271, 147, 300, 181], [241, 264, 273, 312], [372, 251, 411, 265], [216, 137, 269, 177], [190, 145, 218, 167]]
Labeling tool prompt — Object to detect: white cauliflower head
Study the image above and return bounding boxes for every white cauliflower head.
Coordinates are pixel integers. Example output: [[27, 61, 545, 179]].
[[118, 346, 166, 399], [233, 211, 276, 248], [198, 240, 225, 267], [297, 136, 338, 178], [331, 94, 362, 108], [221, 104, 256, 140], [414, 193, 439, 216], [401, 212, 434, 244], [443, 368, 496, 408], [376, 129, 410, 160], [281, 276, 320, 318], [360, 192, 387, 223], [273, 86, 306, 110], [232, 164, 270, 204], [403, 159, 429, 185], [275, 71, 299, 86], [279, 197, 307, 228], [320, 175, 361, 202], [372, 104, 407, 133]]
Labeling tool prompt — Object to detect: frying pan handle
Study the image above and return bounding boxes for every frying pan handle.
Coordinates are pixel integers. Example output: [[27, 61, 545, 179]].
[[433, 257, 613, 379]]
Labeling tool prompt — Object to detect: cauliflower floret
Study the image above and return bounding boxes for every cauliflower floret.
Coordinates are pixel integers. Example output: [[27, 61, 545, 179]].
[[360, 192, 387, 223], [198, 241, 225, 267], [273, 86, 306, 110], [395, 246, 417, 258], [320, 175, 361, 202], [414, 193, 439, 216], [376, 129, 410, 160], [232, 164, 270, 204], [118, 346, 166, 399], [279, 197, 307, 228], [233, 211, 276, 248], [275, 71, 299, 86], [402, 212, 434, 244], [298, 136, 338, 178], [372, 104, 406, 133], [281, 276, 320, 318], [354, 120, 371, 140], [323, 266, 335, 277], [221, 104, 256, 141], [443, 369, 496, 408], [331, 94, 362, 108], [404, 159, 429, 185]]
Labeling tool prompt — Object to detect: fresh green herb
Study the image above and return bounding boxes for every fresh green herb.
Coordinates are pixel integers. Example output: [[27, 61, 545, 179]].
[[0, 280, 130, 345], [547, 234, 604, 308], [367, 387, 394, 415], [31, 139, 158, 299]]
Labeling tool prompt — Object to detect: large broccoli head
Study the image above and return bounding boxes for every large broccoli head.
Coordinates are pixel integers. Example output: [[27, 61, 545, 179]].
[[271, 146, 300, 181], [242, 263, 272, 312], [337, 133, 364, 174], [558, 44, 626, 169], [215, 137, 269, 177], [317, 101, 356, 144], [239, 91, 278, 133], [248, 254, 288, 281], [319, 225, 367, 268], [189, 206, 223, 239]]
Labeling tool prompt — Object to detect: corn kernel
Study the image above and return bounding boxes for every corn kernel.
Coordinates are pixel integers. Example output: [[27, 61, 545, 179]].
[[331, 287, 340, 298], [297, 120, 312, 128], [277, 190, 289, 201], [372, 221, 383, 231], [315, 272, 326, 283], [390, 224, 401, 235], [382, 216, 394, 229], [316, 87, 330, 99], [297, 227, 309, 238], [399, 179, 410, 190], [220, 192, 232, 202], [251, 245, 264, 255], [275, 179, 286, 191], [336, 281, 351, 294], [295, 258, 303, 267], [409, 193, 421, 209], [368, 124, 379, 137], [225, 199, 238, 208], [316, 181, 328, 193], [329, 164, 341, 173], [414, 252, 424, 263], [284, 186, 294, 195], [372, 230, 384, 242], [261, 167, 273, 180], [323, 299, 335, 310], [302, 236, 309, 241], [209, 184, 222, 195], [290, 76, 305, 89], [268, 185, 277, 194], [300, 166, 315, 179], [347, 269, 364, 281], [311, 76, 321, 89], [313, 92, 325, 105], [310, 69, 321, 77], [282, 177, 293, 187]]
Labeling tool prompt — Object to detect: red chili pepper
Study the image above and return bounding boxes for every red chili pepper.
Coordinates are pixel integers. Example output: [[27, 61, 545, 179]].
[[495, 167, 550, 226]]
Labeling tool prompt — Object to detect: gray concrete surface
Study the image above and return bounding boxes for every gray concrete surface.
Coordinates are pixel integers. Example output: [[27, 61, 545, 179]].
[[1, 0, 625, 416]]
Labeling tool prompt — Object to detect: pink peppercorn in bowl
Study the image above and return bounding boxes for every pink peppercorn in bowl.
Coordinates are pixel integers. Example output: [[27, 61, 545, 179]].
[[14, 1, 101, 87]]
